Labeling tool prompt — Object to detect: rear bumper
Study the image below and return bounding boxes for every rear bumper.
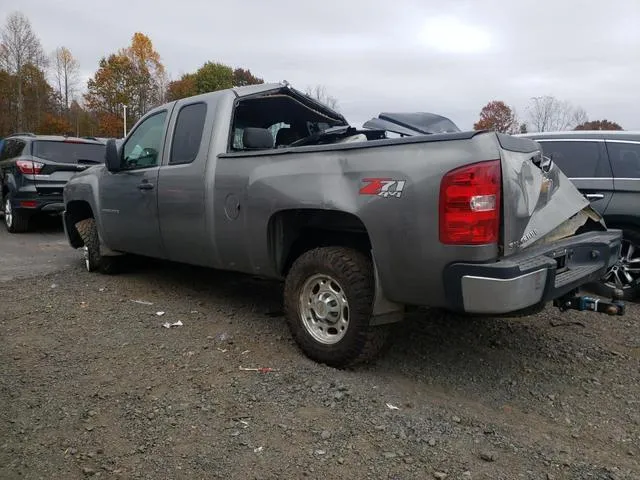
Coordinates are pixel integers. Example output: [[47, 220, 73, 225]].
[[9, 190, 64, 213], [443, 230, 622, 314]]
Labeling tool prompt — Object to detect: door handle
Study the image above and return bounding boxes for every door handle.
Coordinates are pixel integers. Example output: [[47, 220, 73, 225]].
[[585, 193, 604, 200], [137, 182, 154, 190]]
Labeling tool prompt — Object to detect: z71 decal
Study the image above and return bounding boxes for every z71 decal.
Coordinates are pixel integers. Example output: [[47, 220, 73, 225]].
[[359, 178, 406, 198]]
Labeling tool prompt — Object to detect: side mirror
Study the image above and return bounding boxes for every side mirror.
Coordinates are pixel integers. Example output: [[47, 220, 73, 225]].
[[105, 138, 121, 172]]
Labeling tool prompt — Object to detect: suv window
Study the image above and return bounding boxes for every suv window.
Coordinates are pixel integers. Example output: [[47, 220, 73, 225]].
[[169, 103, 207, 165], [606, 142, 640, 179], [0, 139, 26, 161], [537, 140, 611, 178], [122, 111, 167, 170]]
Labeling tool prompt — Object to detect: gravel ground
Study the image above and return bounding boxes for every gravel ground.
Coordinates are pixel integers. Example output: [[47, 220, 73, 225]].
[[1, 256, 639, 479]]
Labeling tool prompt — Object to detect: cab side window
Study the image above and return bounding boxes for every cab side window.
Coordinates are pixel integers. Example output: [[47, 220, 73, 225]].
[[169, 103, 207, 165], [538, 140, 611, 178], [122, 111, 167, 170]]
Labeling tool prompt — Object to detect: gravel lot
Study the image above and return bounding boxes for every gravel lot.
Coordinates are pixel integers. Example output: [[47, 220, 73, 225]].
[[1, 233, 639, 479]]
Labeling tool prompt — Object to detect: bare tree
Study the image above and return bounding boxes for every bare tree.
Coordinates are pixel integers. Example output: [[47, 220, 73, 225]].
[[0, 11, 44, 130], [571, 107, 589, 128], [305, 84, 339, 110], [51, 46, 79, 111], [527, 95, 587, 132], [32, 48, 49, 129]]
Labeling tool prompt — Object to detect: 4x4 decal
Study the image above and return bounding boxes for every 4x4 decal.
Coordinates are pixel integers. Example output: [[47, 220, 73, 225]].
[[359, 178, 406, 198]]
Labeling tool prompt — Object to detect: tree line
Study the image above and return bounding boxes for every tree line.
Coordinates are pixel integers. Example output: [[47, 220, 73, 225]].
[[0, 11, 271, 138], [0, 10, 624, 140], [473, 96, 623, 134], [0, 11, 341, 139]]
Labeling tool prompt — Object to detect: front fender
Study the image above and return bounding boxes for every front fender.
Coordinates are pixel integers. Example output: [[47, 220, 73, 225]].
[[63, 167, 108, 248]]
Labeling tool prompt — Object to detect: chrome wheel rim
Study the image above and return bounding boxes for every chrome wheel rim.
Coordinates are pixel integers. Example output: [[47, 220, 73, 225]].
[[4, 198, 12, 228], [299, 274, 349, 345], [83, 246, 90, 271], [603, 239, 640, 290]]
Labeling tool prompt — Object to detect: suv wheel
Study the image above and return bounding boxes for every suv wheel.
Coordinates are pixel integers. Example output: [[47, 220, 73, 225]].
[[75, 218, 119, 274], [3, 195, 30, 233], [283, 246, 393, 368], [588, 227, 640, 301]]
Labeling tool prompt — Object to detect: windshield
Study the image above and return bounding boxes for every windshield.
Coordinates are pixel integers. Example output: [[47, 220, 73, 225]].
[[32, 140, 105, 164]]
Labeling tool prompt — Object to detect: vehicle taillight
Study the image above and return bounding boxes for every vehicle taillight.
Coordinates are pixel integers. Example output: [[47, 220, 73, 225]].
[[16, 160, 44, 175], [439, 159, 501, 245]]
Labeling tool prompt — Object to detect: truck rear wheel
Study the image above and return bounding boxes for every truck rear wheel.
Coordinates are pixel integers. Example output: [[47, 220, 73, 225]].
[[75, 218, 119, 274], [283, 246, 392, 368]]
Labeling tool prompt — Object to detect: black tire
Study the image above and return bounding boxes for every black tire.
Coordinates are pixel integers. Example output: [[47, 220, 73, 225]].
[[3, 194, 30, 233], [283, 246, 393, 368], [75, 218, 119, 274], [585, 227, 640, 301]]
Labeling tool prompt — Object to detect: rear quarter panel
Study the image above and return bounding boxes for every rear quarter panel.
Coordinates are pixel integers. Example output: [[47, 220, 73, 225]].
[[214, 132, 502, 307]]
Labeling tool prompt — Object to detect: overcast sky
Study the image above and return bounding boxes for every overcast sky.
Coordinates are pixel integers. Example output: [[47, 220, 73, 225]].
[[2, 0, 639, 130]]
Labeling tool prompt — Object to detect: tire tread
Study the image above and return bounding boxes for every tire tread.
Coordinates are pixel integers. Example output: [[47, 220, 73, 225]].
[[284, 246, 392, 368]]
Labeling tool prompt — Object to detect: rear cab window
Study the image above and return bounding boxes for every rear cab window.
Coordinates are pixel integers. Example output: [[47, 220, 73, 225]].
[[537, 140, 612, 178], [606, 142, 640, 178], [169, 102, 207, 165]]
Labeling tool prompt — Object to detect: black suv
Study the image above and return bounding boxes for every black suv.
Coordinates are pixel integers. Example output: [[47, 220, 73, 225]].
[[520, 130, 640, 300], [0, 133, 105, 233]]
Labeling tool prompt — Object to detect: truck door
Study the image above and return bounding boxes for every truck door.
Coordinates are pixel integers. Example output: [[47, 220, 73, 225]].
[[156, 100, 215, 266], [98, 110, 169, 257]]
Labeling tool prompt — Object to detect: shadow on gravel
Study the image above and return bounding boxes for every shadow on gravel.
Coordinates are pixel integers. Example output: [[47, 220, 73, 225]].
[[114, 257, 570, 395], [118, 256, 285, 311], [28, 214, 65, 233]]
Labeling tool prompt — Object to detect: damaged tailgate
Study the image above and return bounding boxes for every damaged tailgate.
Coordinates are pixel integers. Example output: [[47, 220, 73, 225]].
[[496, 133, 604, 256]]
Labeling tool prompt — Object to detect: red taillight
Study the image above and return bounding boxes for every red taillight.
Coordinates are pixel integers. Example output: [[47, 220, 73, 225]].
[[16, 160, 44, 175], [20, 200, 37, 208], [439, 159, 501, 245]]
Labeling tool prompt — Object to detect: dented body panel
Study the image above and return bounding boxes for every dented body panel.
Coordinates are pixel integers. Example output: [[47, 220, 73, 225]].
[[63, 82, 623, 314]]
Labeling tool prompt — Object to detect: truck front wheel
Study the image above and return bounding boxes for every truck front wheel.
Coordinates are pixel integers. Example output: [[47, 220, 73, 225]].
[[283, 246, 392, 368], [75, 218, 119, 274]]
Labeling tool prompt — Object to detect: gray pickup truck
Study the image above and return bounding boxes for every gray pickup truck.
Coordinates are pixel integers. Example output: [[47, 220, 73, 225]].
[[62, 82, 625, 367]]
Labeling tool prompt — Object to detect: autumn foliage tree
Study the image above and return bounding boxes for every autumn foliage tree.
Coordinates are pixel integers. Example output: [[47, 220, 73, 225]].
[[232, 68, 263, 87], [38, 112, 72, 134], [84, 53, 135, 136], [166, 73, 196, 101], [124, 33, 166, 115], [575, 120, 623, 131], [84, 33, 165, 136], [166, 63, 264, 101], [473, 100, 518, 134]]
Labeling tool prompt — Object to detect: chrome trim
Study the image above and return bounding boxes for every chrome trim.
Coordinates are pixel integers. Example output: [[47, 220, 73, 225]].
[[536, 138, 605, 143], [461, 269, 547, 314], [568, 177, 640, 181], [569, 177, 612, 181], [605, 140, 640, 145], [517, 130, 640, 137]]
